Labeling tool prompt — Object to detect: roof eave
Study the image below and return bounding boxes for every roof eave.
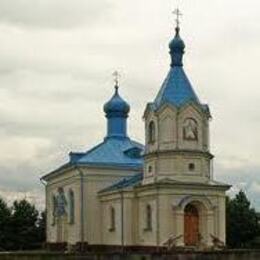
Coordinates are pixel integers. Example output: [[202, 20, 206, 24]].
[[40, 162, 75, 182], [40, 162, 143, 182]]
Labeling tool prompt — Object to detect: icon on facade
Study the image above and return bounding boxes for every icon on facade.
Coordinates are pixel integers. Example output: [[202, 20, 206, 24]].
[[183, 118, 198, 141]]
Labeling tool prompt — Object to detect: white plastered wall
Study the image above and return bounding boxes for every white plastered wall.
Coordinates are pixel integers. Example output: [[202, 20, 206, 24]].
[[45, 166, 141, 245], [45, 169, 81, 245], [155, 187, 227, 247], [143, 103, 211, 185]]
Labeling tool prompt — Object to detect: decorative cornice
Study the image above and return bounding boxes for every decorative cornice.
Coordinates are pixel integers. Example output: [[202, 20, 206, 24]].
[[134, 181, 230, 194], [144, 149, 214, 160], [41, 162, 142, 182]]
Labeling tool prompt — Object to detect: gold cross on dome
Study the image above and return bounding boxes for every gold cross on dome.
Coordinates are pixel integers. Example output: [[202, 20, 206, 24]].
[[173, 8, 182, 28], [112, 70, 120, 87]]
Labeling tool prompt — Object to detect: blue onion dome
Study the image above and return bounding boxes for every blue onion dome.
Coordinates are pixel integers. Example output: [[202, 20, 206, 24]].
[[104, 86, 130, 118], [169, 27, 185, 67]]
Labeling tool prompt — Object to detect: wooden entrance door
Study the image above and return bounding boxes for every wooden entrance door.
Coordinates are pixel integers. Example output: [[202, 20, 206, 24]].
[[184, 204, 199, 246]]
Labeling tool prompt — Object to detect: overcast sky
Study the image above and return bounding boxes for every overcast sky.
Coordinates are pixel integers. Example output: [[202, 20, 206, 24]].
[[0, 0, 259, 210]]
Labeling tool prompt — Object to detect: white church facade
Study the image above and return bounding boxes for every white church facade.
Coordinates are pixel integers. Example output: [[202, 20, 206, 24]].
[[41, 22, 230, 249]]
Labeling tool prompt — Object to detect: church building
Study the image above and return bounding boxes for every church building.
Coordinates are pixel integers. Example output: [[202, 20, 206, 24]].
[[41, 17, 230, 249]]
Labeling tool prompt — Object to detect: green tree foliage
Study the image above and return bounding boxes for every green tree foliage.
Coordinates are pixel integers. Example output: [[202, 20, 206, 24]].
[[0, 198, 11, 250], [0, 198, 46, 251], [37, 210, 46, 243], [226, 190, 260, 248], [9, 199, 39, 250]]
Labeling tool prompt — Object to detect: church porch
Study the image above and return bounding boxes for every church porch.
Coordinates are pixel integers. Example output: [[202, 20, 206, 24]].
[[135, 183, 228, 249]]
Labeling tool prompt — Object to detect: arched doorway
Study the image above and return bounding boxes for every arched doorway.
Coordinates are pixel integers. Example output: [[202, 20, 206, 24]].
[[184, 204, 199, 246]]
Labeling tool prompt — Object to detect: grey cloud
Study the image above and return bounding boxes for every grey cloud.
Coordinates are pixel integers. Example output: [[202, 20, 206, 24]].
[[0, 187, 45, 210], [215, 163, 260, 210], [0, 0, 259, 211], [0, 0, 113, 29], [0, 164, 40, 190]]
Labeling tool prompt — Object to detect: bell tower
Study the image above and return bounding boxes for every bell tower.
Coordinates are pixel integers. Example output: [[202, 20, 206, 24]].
[[143, 13, 212, 184]]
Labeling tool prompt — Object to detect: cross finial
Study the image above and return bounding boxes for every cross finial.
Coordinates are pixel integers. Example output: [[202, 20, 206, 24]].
[[112, 70, 120, 89], [173, 8, 182, 28]]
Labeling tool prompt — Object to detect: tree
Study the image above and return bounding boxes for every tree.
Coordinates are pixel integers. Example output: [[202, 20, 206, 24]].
[[9, 199, 39, 250], [226, 190, 260, 248], [0, 198, 46, 251], [0, 197, 11, 250], [37, 210, 46, 244]]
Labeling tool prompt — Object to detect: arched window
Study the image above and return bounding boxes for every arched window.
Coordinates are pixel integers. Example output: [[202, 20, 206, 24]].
[[51, 195, 56, 226], [189, 163, 195, 171], [68, 189, 75, 224], [148, 121, 156, 144], [109, 206, 116, 232], [183, 118, 198, 141], [145, 204, 152, 231]]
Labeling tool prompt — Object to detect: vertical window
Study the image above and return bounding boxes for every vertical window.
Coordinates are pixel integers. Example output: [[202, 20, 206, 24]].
[[148, 121, 156, 144], [189, 163, 195, 171], [145, 204, 152, 231], [68, 189, 75, 224], [109, 206, 116, 231], [52, 195, 56, 226]]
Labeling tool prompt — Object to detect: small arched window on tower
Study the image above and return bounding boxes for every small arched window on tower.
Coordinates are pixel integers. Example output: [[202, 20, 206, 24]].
[[145, 204, 152, 231], [148, 121, 156, 144], [68, 189, 75, 224], [183, 118, 198, 141], [109, 206, 116, 232], [189, 163, 195, 172]]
